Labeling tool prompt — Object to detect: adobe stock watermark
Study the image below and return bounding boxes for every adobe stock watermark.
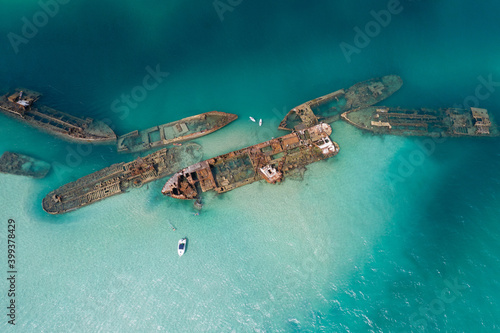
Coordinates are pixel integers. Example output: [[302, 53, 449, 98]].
[[387, 135, 446, 184], [213, 0, 243, 22], [102, 64, 170, 130], [452, 74, 500, 109], [51, 143, 94, 182], [339, 0, 403, 64], [7, 0, 71, 54], [50, 64, 169, 181], [254, 106, 289, 143], [409, 278, 468, 330]]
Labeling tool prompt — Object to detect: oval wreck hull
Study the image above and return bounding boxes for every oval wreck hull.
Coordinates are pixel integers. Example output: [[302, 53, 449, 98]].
[[117, 111, 238, 153], [0, 152, 51, 178]]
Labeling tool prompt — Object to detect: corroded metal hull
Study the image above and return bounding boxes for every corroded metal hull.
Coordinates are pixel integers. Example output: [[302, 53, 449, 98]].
[[279, 75, 403, 131], [0, 152, 51, 178], [162, 123, 339, 200], [0, 89, 116, 143], [341, 106, 499, 137], [117, 111, 238, 153], [42, 143, 203, 214]]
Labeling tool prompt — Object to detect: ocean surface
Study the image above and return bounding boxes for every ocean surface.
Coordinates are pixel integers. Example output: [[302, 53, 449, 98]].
[[1, 0, 500, 331]]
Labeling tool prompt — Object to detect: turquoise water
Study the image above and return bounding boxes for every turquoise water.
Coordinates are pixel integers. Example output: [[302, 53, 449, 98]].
[[1, 0, 500, 331]]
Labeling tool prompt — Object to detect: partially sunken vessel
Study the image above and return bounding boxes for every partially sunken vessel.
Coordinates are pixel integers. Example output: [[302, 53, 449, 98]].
[[279, 75, 403, 131], [0, 89, 116, 143], [0, 151, 51, 178], [42, 143, 203, 214], [117, 111, 238, 153], [162, 123, 338, 200], [341, 106, 498, 137]]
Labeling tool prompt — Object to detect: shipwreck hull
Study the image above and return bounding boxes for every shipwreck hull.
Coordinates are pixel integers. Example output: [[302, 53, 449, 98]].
[[42, 142, 203, 214], [117, 111, 237, 153], [279, 75, 403, 131], [0, 89, 116, 143], [0, 152, 51, 178], [341, 106, 498, 137]]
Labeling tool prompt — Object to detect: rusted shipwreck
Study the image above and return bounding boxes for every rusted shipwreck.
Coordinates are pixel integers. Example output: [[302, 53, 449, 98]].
[[341, 106, 498, 137], [42, 143, 203, 214], [279, 75, 403, 131], [0, 89, 116, 143], [0, 151, 51, 178], [117, 111, 238, 153], [161, 123, 339, 200]]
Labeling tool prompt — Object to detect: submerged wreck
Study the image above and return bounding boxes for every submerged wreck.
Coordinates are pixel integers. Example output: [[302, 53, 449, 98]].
[[341, 106, 498, 137], [0, 89, 116, 143], [117, 111, 238, 153], [279, 75, 403, 131], [0, 151, 51, 178], [42, 143, 203, 214], [162, 123, 338, 200]]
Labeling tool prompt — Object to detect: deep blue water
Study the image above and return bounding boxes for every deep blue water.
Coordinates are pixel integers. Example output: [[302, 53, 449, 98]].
[[1, 0, 500, 331]]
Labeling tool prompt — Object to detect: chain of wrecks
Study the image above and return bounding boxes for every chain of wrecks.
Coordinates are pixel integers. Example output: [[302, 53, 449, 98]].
[[0, 75, 497, 214], [162, 123, 338, 199]]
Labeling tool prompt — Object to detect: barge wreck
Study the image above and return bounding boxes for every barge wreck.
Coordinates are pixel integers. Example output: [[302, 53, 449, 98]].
[[0, 151, 51, 178], [341, 106, 498, 137], [162, 123, 339, 200], [0, 89, 116, 143], [279, 75, 403, 131], [117, 111, 238, 153], [42, 143, 203, 214]]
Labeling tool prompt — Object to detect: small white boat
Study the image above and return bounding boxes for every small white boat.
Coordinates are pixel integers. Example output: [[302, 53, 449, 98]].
[[178, 238, 187, 256], [259, 119, 262, 126], [249, 116, 256, 122]]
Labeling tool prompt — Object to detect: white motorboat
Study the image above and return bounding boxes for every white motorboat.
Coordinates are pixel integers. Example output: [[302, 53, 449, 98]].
[[249, 116, 256, 122], [178, 238, 187, 256]]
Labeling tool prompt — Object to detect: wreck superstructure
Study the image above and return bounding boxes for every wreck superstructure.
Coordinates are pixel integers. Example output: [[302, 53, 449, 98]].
[[42, 143, 203, 214], [279, 75, 403, 131], [162, 123, 339, 200], [0, 89, 116, 143], [117, 111, 238, 153], [341, 106, 498, 137], [0, 152, 51, 178]]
